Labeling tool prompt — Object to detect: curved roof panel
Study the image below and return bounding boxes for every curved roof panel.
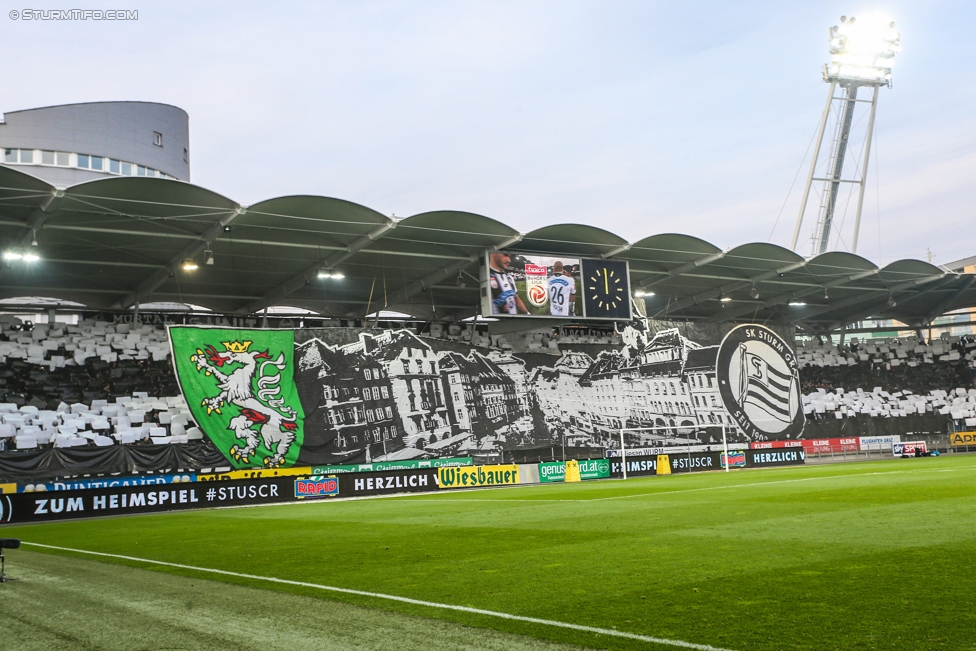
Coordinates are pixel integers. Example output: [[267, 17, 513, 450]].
[[1, 165, 972, 328], [517, 224, 626, 256]]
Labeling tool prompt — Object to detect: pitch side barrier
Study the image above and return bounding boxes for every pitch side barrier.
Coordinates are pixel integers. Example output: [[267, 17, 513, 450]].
[[0, 468, 445, 525], [608, 449, 806, 477], [0, 454, 806, 524], [0, 456, 475, 494]]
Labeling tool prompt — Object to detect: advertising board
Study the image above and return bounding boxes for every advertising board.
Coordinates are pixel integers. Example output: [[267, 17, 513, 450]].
[[669, 452, 721, 472], [577, 458, 611, 480], [750, 438, 858, 452], [606, 444, 748, 458], [197, 466, 313, 481], [295, 476, 339, 499], [610, 453, 725, 477], [857, 436, 901, 450], [0, 470, 444, 524], [312, 457, 472, 475], [0, 477, 295, 525], [609, 456, 658, 477], [437, 465, 519, 489], [893, 441, 927, 456], [539, 459, 609, 482], [950, 432, 976, 446], [341, 468, 438, 496], [21, 473, 196, 492], [538, 461, 566, 483], [746, 450, 806, 467], [721, 450, 746, 469]]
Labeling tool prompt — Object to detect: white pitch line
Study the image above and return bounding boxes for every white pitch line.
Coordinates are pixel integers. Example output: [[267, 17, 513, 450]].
[[23, 542, 735, 651], [393, 466, 954, 504]]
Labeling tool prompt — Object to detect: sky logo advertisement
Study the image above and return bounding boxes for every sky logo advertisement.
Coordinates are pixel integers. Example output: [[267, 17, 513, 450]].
[[893, 441, 927, 455]]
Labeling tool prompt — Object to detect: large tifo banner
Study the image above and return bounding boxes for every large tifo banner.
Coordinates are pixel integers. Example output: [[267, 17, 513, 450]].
[[167, 319, 947, 471]]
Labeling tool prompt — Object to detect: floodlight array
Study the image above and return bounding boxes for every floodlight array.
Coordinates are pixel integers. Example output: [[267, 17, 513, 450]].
[[824, 14, 900, 85], [3, 250, 40, 262]]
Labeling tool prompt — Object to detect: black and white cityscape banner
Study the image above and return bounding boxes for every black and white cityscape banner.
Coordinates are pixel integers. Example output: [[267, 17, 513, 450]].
[[168, 316, 955, 470]]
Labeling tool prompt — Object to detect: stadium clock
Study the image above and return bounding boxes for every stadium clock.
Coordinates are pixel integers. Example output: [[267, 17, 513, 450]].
[[581, 259, 631, 319]]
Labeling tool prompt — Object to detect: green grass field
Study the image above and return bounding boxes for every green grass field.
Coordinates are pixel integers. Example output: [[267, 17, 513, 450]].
[[3, 456, 976, 651]]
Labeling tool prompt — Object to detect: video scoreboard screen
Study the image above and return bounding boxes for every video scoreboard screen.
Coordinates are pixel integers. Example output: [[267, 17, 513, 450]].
[[481, 251, 631, 320]]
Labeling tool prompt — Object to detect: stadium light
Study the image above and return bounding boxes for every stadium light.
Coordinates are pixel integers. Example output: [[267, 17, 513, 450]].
[[318, 269, 344, 279], [182, 259, 199, 271], [633, 290, 654, 298], [720, 296, 732, 302], [3, 250, 39, 262], [794, 14, 900, 257], [824, 14, 900, 86], [788, 301, 807, 307]]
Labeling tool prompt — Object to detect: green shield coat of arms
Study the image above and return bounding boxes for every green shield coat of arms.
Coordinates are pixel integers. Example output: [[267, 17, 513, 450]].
[[169, 326, 305, 468]]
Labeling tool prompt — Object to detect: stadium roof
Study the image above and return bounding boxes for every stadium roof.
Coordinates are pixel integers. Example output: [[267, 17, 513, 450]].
[[1, 164, 974, 333]]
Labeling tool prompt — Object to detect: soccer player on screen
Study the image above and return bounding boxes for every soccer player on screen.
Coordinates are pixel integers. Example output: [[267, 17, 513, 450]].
[[489, 252, 529, 315], [547, 261, 576, 317]]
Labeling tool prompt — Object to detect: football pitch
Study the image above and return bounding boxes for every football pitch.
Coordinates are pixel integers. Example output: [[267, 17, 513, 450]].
[[2, 456, 976, 651]]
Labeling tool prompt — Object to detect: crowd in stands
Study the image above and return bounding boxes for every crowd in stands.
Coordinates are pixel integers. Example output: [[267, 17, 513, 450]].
[[798, 334, 976, 427], [0, 319, 199, 451], [6, 316, 975, 452]]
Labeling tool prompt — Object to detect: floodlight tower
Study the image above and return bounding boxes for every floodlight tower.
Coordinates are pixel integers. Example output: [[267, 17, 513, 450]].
[[791, 15, 901, 255]]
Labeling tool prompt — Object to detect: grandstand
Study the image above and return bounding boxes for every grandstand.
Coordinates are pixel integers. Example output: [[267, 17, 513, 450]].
[[0, 319, 194, 447]]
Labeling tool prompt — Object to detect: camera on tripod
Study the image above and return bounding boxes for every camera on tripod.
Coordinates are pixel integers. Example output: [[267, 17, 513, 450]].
[[0, 538, 21, 582]]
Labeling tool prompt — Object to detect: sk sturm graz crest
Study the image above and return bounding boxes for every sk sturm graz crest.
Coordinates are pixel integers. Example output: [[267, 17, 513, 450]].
[[716, 324, 804, 440], [168, 327, 305, 468]]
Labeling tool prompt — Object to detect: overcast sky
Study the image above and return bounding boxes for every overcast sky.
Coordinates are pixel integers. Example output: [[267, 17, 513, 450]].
[[2, 1, 974, 266]]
